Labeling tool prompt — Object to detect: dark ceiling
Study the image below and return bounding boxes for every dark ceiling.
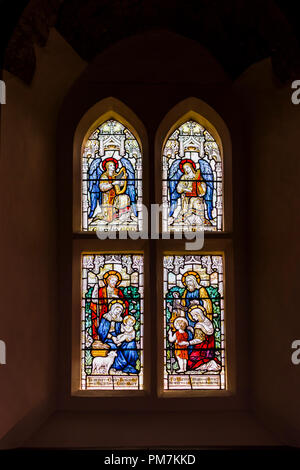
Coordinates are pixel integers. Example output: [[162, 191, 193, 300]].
[[2, 0, 300, 84]]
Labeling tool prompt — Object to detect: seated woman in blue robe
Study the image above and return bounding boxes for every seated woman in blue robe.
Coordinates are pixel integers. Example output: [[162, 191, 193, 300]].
[[97, 301, 139, 374]]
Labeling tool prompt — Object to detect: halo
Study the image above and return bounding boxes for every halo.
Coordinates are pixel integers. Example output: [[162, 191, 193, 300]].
[[123, 314, 136, 325], [103, 270, 122, 286], [181, 270, 201, 287], [173, 316, 188, 329], [108, 299, 126, 310], [179, 158, 196, 172], [102, 157, 118, 171], [187, 304, 206, 322]]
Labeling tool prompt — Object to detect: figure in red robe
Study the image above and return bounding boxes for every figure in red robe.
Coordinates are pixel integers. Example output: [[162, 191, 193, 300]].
[[90, 270, 128, 340]]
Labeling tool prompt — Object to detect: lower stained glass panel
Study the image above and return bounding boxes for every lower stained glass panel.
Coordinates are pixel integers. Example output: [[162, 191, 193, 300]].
[[81, 253, 144, 390], [163, 254, 225, 390]]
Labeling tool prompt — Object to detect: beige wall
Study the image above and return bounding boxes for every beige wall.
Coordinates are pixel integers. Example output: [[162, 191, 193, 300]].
[[234, 59, 300, 446], [0, 29, 85, 447]]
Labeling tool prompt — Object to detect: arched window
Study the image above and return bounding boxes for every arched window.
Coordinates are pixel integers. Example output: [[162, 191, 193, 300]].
[[72, 97, 234, 396], [156, 98, 234, 394], [162, 120, 223, 232], [72, 98, 149, 394]]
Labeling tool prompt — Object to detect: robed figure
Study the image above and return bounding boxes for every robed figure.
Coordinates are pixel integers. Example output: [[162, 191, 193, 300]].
[[181, 271, 213, 323], [90, 270, 129, 340]]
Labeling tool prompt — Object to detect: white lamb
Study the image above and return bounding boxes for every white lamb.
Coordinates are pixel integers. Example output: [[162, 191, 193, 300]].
[[92, 351, 118, 375]]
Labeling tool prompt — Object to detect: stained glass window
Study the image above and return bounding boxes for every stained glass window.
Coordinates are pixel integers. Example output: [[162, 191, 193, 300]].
[[164, 254, 225, 390], [82, 119, 142, 232], [162, 120, 223, 232], [75, 105, 232, 396], [81, 253, 144, 390]]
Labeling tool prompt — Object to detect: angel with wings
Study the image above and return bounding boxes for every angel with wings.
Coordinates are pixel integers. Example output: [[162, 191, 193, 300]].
[[88, 155, 137, 226], [168, 157, 214, 228]]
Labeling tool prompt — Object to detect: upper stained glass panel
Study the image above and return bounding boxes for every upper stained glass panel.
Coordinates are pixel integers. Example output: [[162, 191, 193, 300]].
[[82, 119, 142, 232], [162, 120, 223, 232]]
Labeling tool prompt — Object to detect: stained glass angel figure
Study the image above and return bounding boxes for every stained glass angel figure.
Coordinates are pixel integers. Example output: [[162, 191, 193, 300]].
[[88, 153, 137, 227]]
